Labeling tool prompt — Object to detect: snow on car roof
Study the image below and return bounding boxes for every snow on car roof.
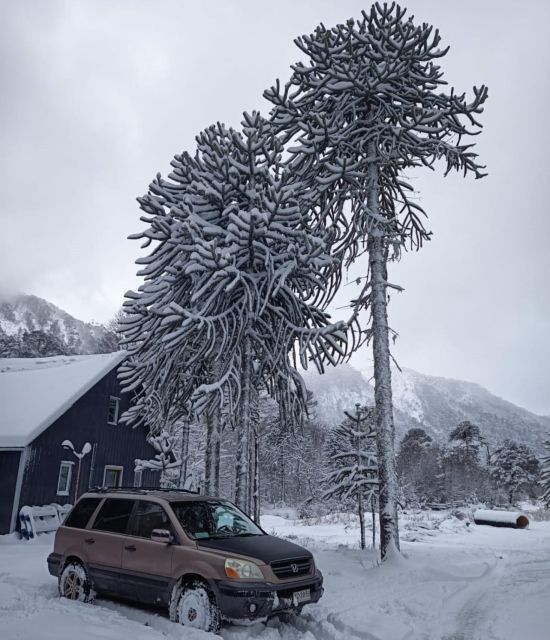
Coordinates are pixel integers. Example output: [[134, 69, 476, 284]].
[[0, 352, 126, 447]]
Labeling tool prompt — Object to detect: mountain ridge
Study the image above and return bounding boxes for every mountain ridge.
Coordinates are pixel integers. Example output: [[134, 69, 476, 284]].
[[1, 293, 547, 452], [0, 293, 117, 356], [302, 362, 549, 453]]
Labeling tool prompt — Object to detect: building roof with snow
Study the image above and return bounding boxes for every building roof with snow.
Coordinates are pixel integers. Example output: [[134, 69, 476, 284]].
[[0, 352, 126, 448]]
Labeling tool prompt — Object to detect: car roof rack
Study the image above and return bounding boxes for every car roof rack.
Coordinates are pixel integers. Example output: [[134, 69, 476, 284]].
[[88, 486, 201, 495]]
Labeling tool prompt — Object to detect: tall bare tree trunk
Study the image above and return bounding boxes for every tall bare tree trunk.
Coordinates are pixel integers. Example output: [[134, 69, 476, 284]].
[[204, 413, 213, 495], [178, 416, 190, 489], [371, 498, 376, 550], [252, 432, 260, 522], [212, 411, 221, 495], [358, 492, 365, 550], [235, 335, 252, 510], [367, 149, 400, 559]]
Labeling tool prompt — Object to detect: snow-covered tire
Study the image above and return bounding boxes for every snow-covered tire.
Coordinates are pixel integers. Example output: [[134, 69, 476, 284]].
[[59, 561, 95, 603], [171, 579, 220, 633]]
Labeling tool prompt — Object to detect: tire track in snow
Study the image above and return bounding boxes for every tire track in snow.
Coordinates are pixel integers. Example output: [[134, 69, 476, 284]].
[[440, 555, 506, 640]]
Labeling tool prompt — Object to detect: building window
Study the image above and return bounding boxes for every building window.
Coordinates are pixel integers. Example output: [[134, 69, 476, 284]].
[[103, 465, 123, 488], [57, 461, 74, 496], [107, 397, 120, 425], [133, 469, 143, 488]]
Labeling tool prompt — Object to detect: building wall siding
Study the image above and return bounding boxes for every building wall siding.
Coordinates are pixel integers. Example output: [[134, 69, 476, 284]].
[[0, 450, 22, 534], [17, 365, 157, 513]]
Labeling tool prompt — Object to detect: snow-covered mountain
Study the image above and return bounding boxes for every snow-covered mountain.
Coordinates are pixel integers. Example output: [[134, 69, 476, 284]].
[[2, 294, 547, 452], [303, 363, 550, 452], [0, 294, 117, 355]]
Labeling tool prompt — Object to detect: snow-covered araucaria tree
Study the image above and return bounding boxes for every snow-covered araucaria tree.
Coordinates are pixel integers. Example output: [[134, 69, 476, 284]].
[[323, 405, 378, 550], [541, 436, 550, 508], [490, 439, 540, 505], [264, 3, 488, 557], [135, 432, 181, 488], [121, 113, 348, 510]]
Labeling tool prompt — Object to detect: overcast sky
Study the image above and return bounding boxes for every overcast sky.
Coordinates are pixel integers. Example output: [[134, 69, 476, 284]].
[[1, 0, 549, 414]]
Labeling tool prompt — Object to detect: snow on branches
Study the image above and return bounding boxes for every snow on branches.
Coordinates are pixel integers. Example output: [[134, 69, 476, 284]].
[[135, 432, 181, 488], [539, 436, 550, 509], [323, 405, 378, 549], [120, 111, 350, 508], [264, 2, 488, 558], [490, 439, 540, 505], [265, 2, 488, 261]]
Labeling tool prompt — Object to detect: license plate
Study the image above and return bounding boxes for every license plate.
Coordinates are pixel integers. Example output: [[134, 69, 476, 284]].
[[293, 588, 310, 605]]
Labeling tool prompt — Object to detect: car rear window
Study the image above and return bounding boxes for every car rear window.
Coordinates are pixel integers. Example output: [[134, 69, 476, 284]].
[[92, 498, 135, 534], [64, 498, 102, 529]]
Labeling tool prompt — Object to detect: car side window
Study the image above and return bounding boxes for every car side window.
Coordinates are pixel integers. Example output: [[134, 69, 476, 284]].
[[64, 498, 102, 529], [92, 498, 135, 534], [129, 501, 173, 539]]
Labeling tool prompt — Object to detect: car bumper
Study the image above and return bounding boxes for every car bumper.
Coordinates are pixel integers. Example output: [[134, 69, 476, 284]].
[[47, 552, 62, 577], [212, 570, 324, 621]]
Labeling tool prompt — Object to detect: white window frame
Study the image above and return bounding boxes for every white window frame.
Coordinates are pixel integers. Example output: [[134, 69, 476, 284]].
[[57, 461, 74, 496], [133, 469, 143, 488], [107, 396, 120, 425], [103, 465, 124, 488]]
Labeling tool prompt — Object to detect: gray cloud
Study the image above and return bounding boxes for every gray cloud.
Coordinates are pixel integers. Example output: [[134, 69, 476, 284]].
[[1, 0, 549, 414]]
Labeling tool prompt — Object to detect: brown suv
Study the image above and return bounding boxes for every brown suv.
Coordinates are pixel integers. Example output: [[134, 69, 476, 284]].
[[47, 488, 323, 632]]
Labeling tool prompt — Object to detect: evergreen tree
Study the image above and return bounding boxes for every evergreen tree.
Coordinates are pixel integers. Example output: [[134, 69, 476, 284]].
[[397, 428, 442, 505], [442, 420, 488, 502], [19, 329, 68, 357], [121, 113, 347, 511], [0, 328, 20, 357], [541, 436, 550, 509], [265, 2, 487, 558], [323, 406, 378, 550], [135, 432, 182, 488], [490, 439, 540, 505]]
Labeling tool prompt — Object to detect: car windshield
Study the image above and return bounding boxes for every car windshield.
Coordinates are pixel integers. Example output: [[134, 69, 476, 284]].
[[171, 501, 264, 540]]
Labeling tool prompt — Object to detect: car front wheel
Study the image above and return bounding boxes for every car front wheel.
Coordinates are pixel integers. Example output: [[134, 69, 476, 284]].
[[59, 561, 95, 603], [174, 580, 220, 633]]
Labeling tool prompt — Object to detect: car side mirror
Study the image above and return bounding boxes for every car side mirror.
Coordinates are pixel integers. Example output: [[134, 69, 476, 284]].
[[151, 528, 172, 544]]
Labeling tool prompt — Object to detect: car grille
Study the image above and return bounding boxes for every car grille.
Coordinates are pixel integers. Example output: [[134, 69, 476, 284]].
[[270, 557, 312, 579]]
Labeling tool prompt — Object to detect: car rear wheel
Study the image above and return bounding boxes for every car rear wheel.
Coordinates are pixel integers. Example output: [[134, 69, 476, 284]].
[[59, 561, 95, 603], [174, 580, 220, 633]]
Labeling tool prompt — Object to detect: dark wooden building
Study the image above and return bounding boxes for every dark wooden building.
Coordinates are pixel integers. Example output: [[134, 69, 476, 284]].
[[0, 353, 158, 534]]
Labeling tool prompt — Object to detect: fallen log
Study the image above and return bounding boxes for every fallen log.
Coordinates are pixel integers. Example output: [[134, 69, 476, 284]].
[[473, 509, 529, 529]]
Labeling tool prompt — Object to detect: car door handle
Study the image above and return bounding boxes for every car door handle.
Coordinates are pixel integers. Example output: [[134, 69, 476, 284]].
[[84, 538, 95, 545], [124, 544, 136, 552]]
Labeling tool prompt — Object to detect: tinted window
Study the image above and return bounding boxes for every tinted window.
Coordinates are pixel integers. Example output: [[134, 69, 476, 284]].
[[129, 501, 172, 538], [65, 498, 101, 529], [92, 498, 135, 534]]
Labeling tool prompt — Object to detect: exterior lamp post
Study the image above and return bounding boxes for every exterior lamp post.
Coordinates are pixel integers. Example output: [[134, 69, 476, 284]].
[[61, 440, 92, 504]]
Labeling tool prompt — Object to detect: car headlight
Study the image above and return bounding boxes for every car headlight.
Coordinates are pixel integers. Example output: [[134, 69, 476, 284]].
[[225, 558, 263, 579]]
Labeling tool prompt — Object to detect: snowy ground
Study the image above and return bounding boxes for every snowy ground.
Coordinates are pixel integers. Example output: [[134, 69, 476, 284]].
[[1, 509, 549, 640]]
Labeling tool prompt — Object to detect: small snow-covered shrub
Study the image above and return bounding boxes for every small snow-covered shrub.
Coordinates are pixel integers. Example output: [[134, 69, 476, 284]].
[[529, 508, 550, 522]]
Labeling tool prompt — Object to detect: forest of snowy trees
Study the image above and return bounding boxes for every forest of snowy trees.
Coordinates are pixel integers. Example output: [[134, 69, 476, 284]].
[[115, 3, 549, 559]]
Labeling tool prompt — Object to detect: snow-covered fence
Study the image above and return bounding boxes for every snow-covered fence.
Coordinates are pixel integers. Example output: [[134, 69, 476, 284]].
[[473, 509, 529, 529], [19, 504, 71, 539]]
